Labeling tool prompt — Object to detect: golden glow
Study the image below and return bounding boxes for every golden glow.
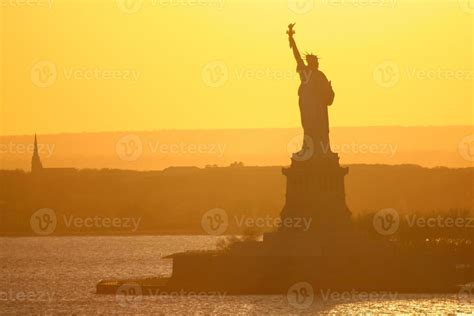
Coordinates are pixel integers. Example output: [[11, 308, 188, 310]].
[[1, 0, 472, 135]]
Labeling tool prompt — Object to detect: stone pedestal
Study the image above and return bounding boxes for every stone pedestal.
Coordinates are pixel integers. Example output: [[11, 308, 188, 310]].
[[279, 150, 352, 233]]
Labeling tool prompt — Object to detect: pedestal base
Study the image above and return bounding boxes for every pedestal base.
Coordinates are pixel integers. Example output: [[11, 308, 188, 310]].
[[279, 151, 352, 233]]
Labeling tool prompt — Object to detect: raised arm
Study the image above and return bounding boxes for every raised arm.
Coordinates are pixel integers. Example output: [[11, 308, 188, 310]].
[[287, 24, 304, 68]]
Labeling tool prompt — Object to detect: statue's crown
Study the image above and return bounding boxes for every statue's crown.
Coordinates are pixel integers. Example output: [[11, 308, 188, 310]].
[[305, 53, 320, 63]]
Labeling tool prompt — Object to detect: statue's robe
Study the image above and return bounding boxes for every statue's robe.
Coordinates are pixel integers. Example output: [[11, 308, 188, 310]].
[[297, 64, 334, 153]]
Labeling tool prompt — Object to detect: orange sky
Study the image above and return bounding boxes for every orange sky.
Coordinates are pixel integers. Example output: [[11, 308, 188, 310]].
[[1, 0, 473, 135]]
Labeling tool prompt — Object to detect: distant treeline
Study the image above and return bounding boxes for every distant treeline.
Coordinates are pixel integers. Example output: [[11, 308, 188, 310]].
[[0, 164, 472, 236]]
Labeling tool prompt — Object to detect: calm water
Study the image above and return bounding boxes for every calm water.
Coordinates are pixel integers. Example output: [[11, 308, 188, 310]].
[[1, 236, 473, 315]]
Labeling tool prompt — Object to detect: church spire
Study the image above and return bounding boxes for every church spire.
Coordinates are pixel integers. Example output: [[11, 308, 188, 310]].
[[34, 134, 38, 151], [31, 133, 43, 174]]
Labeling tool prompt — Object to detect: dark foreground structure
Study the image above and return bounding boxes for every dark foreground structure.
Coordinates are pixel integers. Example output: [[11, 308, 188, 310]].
[[97, 241, 473, 295], [97, 25, 473, 296]]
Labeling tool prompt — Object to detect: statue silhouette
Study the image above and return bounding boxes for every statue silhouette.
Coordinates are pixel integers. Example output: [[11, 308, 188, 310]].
[[278, 24, 351, 233], [287, 23, 334, 154]]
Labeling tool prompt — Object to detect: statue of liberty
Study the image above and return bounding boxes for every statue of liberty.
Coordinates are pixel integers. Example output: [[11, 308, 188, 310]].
[[287, 24, 335, 155]]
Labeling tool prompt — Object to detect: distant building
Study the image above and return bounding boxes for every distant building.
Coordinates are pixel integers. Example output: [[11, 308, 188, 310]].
[[162, 166, 200, 175], [31, 134, 43, 173], [31, 134, 75, 175]]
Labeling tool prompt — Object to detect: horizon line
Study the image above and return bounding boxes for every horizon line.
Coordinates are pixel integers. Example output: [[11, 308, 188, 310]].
[[2, 162, 472, 173], [1, 125, 473, 138]]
